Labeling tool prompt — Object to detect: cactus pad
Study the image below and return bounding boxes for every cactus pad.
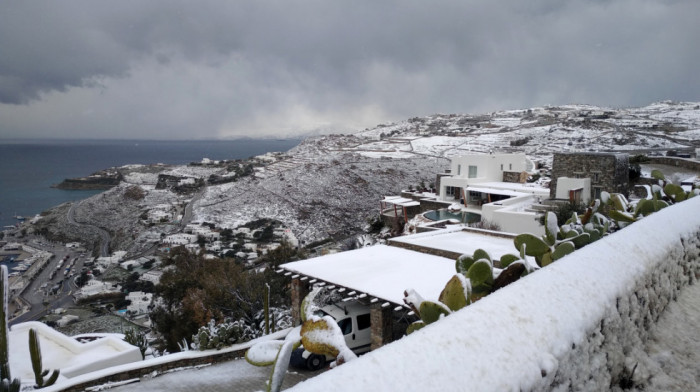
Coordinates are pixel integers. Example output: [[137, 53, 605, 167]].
[[514, 233, 549, 256], [438, 274, 471, 311]]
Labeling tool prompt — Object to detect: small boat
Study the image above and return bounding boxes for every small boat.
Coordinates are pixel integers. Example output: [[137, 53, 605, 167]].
[[12, 264, 29, 272]]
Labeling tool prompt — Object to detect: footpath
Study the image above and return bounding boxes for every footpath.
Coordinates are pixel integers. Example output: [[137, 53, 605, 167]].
[[105, 357, 318, 392]]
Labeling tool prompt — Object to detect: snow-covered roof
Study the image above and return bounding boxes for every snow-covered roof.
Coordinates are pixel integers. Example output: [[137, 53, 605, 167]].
[[465, 186, 528, 197], [381, 197, 419, 207], [281, 244, 456, 305], [9, 322, 141, 382], [469, 181, 550, 195], [389, 228, 516, 261]]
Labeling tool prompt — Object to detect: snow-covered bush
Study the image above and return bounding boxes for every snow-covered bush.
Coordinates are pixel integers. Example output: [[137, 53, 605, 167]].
[[192, 319, 256, 351], [192, 307, 292, 351]]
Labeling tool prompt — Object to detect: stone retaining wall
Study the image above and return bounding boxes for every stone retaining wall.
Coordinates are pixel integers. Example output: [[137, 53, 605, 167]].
[[648, 156, 700, 172], [533, 220, 699, 390]]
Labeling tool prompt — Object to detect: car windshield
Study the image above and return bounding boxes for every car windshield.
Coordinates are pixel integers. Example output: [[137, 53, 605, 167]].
[[337, 318, 352, 335]]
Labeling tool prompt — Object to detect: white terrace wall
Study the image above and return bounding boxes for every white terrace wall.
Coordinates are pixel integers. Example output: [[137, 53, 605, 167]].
[[480, 194, 544, 236], [291, 196, 700, 392]]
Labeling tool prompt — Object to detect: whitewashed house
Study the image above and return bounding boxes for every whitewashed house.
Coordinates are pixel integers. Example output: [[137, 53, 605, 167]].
[[126, 291, 153, 315], [162, 233, 197, 246], [140, 270, 163, 285], [434, 153, 548, 235], [77, 280, 121, 298]]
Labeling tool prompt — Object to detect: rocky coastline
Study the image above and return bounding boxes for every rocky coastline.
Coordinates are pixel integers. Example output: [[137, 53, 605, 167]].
[[52, 168, 123, 190]]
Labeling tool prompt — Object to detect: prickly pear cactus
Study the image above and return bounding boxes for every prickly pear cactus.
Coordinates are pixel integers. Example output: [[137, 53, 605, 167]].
[[466, 259, 494, 301], [418, 301, 451, 324], [438, 274, 471, 311], [0, 266, 21, 392], [246, 287, 357, 392], [29, 328, 60, 388]]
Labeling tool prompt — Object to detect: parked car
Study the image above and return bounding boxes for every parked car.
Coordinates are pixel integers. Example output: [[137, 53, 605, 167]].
[[290, 300, 371, 370]]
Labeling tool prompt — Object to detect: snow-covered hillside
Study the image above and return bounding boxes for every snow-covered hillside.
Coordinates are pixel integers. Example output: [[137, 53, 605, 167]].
[[193, 101, 699, 243], [35, 101, 700, 252]]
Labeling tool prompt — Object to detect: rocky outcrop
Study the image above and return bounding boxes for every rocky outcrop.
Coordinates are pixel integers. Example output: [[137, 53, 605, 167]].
[[53, 169, 123, 190]]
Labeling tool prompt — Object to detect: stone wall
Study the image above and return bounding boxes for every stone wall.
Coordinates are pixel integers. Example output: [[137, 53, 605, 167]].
[[370, 303, 393, 351], [418, 199, 453, 213], [532, 224, 699, 390], [502, 171, 525, 183], [550, 152, 629, 200], [648, 156, 700, 172]]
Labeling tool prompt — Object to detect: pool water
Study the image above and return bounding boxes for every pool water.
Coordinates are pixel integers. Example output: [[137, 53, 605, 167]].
[[423, 209, 481, 223]]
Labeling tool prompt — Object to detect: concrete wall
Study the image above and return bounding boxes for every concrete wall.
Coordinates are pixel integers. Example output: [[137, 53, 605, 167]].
[[554, 177, 591, 203], [480, 195, 545, 235], [291, 197, 700, 392]]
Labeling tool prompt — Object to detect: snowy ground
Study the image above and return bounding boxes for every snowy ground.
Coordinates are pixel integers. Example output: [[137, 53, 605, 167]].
[[620, 282, 700, 391], [104, 357, 318, 392]]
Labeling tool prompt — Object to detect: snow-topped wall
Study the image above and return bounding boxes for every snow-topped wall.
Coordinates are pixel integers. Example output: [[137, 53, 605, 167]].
[[291, 196, 700, 391]]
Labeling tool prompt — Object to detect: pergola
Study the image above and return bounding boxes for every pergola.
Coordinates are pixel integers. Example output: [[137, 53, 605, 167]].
[[279, 244, 456, 349], [380, 196, 420, 223]]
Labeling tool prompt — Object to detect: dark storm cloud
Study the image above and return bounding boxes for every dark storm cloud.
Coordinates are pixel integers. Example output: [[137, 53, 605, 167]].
[[0, 0, 698, 139]]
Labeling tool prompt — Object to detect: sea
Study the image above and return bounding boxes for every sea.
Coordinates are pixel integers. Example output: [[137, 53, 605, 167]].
[[0, 138, 301, 229]]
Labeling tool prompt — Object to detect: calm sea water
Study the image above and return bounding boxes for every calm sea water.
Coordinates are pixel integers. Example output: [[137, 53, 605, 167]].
[[0, 138, 300, 229]]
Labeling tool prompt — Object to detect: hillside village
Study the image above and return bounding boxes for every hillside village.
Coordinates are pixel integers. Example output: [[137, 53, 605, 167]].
[[0, 101, 699, 391]]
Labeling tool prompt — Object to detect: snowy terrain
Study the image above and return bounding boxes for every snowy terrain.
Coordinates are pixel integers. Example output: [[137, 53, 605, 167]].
[[34, 101, 700, 252]]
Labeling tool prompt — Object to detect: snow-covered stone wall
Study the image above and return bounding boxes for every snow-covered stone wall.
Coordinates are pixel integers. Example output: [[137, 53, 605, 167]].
[[291, 196, 700, 391]]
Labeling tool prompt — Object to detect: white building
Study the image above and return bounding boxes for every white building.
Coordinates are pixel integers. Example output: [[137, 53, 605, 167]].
[[434, 154, 548, 235], [77, 279, 121, 298], [439, 153, 528, 200], [140, 270, 163, 285], [147, 209, 172, 224], [9, 321, 141, 382], [95, 251, 127, 268], [162, 233, 197, 246], [126, 291, 153, 315], [553, 177, 592, 204]]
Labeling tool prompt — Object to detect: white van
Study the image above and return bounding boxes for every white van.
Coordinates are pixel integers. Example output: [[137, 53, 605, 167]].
[[290, 300, 371, 370]]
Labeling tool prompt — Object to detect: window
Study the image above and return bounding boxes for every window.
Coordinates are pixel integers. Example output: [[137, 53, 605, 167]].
[[468, 165, 478, 178], [337, 318, 352, 335], [357, 314, 371, 330], [592, 172, 600, 183], [500, 164, 503, 171], [574, 172, 584, 179], [509, 163, 512, 170], [457, 164, 461, 176], [445, 186, 455, 197], [594, 187, 602, 200]]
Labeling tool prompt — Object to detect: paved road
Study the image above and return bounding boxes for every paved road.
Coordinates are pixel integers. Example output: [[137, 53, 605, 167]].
[[9, 237, 86, 326], [107, 357, 320, 392]]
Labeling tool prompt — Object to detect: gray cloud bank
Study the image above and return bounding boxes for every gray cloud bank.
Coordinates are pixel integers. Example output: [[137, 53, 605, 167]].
[[1, 0, 698, 139]]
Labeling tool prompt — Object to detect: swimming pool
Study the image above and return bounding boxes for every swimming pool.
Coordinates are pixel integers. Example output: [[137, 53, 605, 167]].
[[423, 209, 481, 224]]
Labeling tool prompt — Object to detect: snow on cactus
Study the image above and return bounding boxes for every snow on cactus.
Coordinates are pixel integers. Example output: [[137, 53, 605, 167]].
[[0, 266, 21, 392], [245, 287, 357, 392]]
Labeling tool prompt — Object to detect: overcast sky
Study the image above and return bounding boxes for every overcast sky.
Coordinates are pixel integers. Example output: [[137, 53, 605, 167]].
[[1, 1, 698, 140]]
